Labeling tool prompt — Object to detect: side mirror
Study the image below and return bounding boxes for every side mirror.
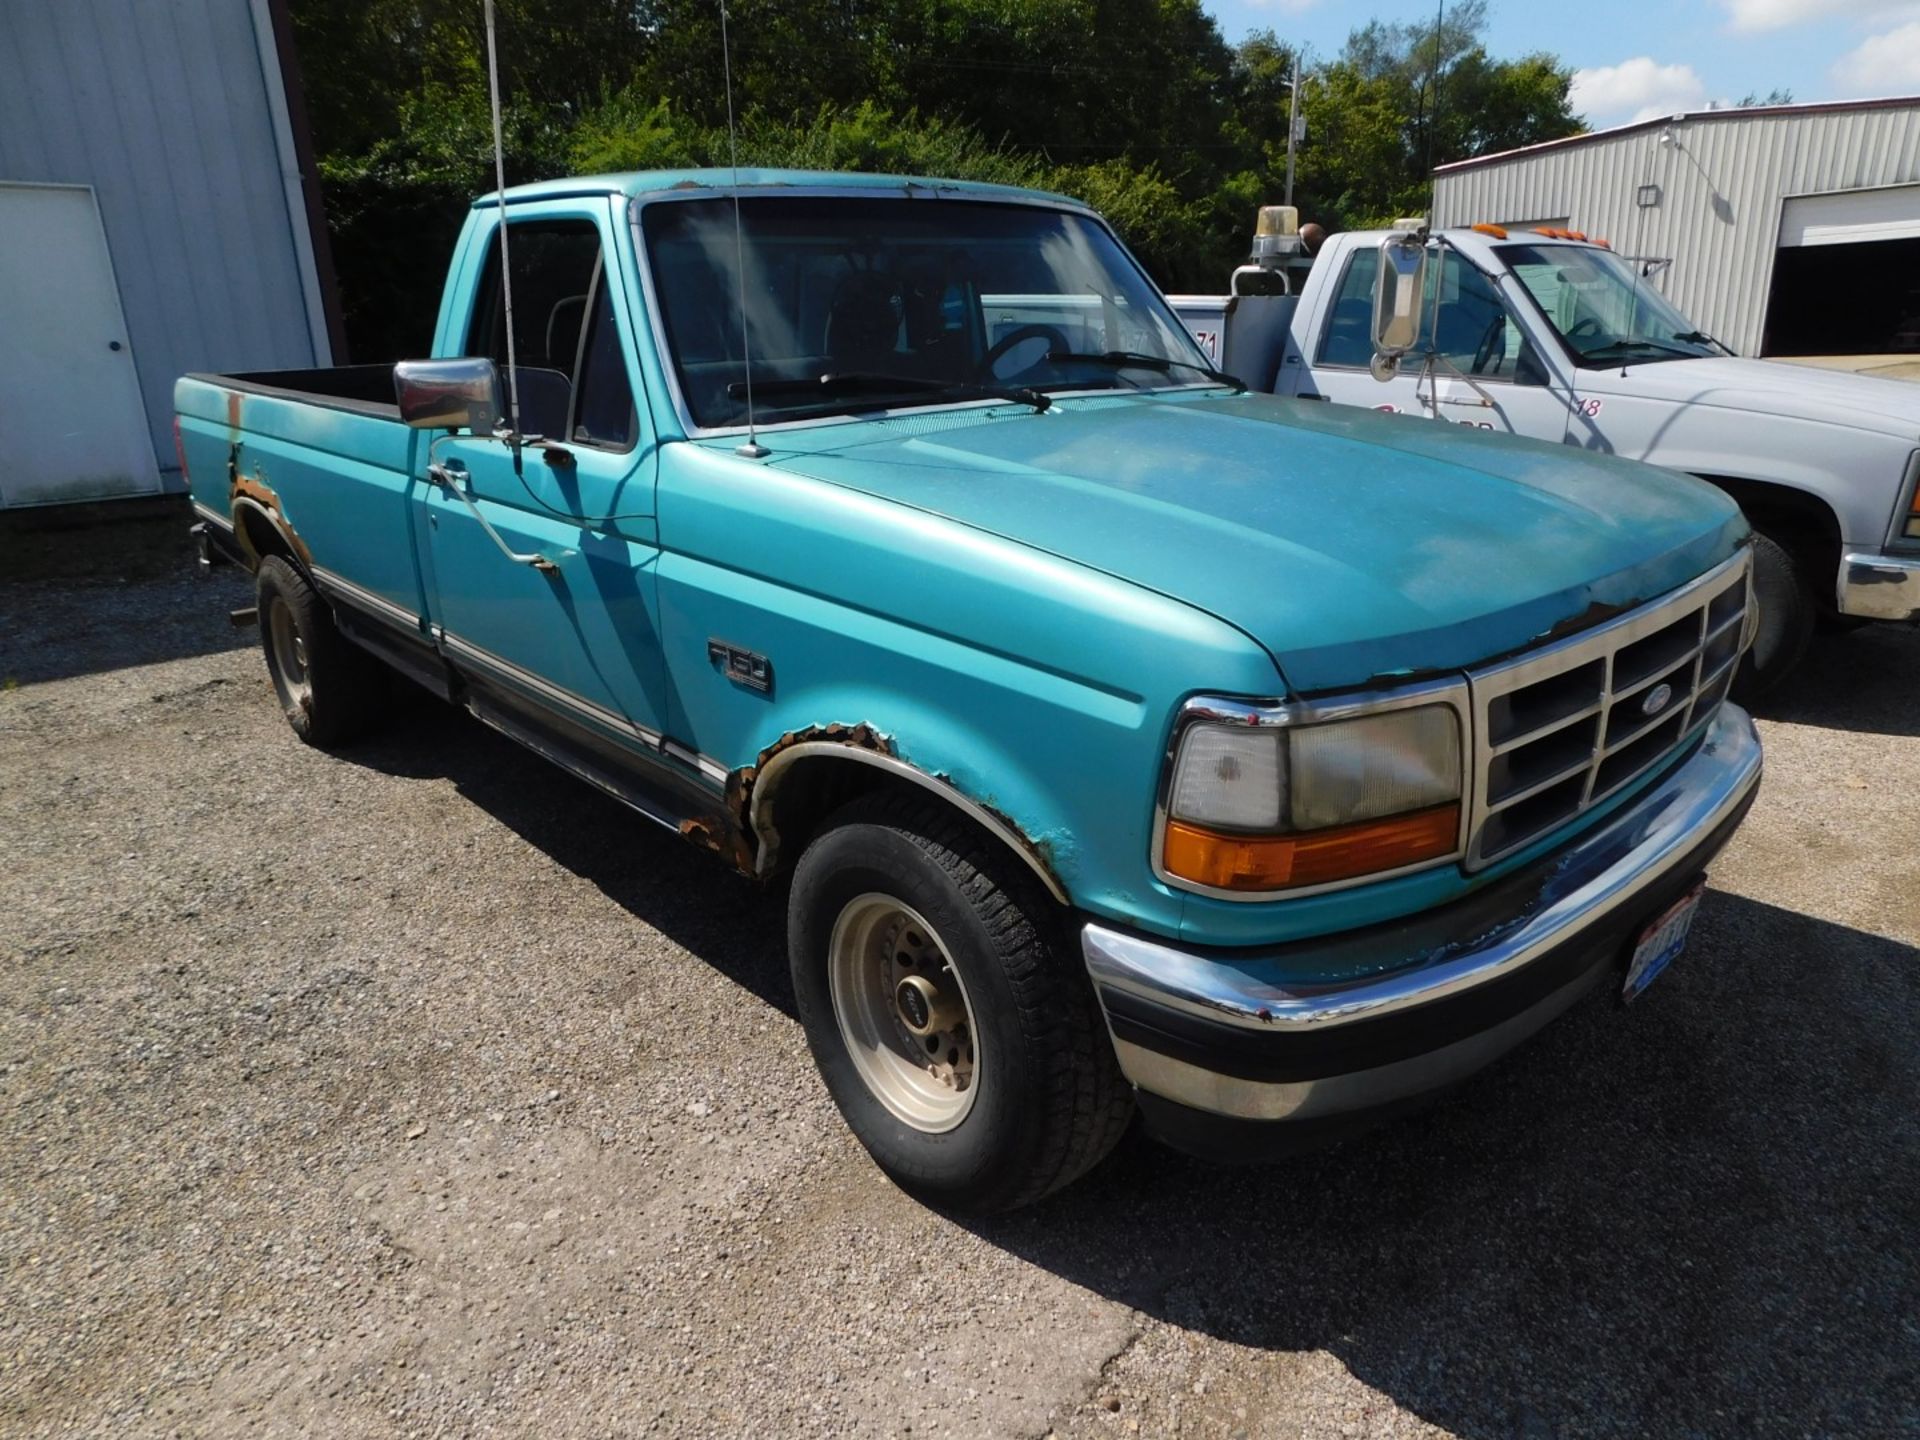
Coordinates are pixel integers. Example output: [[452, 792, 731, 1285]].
[[393, 358, 503, 433], [1369, 234, 1429, 381]]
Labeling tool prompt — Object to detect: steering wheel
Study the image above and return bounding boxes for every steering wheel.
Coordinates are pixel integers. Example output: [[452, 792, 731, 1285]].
[[982, 323, 1069, 379], [1471, 315, 1507, 375], [1565, 316, 1606, 346]]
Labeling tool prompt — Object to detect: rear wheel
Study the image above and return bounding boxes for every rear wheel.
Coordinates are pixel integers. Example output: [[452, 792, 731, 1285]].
[[255, 555, 387, 747], [789, 789, 1133, 1211], [1731, 529, 1814, 703]]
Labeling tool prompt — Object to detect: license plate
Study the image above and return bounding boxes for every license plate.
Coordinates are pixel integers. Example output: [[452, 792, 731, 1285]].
[[1623, 881, 1705, 1002]]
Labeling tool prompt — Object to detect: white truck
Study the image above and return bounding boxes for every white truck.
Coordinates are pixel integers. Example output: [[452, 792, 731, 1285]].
[[1173, 213, 1920, 696]]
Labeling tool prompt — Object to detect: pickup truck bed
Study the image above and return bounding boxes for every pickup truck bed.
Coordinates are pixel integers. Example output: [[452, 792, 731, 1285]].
[[197, 364, 404, 414], [179, 366, 441, 689]]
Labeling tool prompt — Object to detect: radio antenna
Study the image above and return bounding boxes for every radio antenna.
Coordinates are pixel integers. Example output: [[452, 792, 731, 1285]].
[[482, 0, 521, 444], [720, 0, 767, 458]]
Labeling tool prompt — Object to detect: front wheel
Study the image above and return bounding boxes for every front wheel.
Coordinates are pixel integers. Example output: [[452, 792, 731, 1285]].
[[789, 790, 1133, 1211], [1731, 530, 1815, 704]]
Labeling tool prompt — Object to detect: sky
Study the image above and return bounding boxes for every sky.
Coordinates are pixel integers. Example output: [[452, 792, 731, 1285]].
[[1197, 0, 1920, 130]]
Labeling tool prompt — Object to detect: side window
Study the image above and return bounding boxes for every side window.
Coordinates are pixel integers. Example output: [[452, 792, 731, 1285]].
[[1315, 248, 1379, 368], [1429, 251, 1538, 383], [467, 221, 637, 450]]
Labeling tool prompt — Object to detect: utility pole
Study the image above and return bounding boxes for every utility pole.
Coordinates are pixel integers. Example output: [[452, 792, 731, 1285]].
[[1284, 50, 1300, 207]]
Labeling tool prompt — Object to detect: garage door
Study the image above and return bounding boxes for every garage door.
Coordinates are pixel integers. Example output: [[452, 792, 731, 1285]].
[[0, 182, 160, 507], [1779, 184, 1920, 247], [1765, 186, 1920, 355]]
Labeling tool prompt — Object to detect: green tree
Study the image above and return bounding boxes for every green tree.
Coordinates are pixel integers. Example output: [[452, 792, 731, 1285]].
[[288, 0, 1590, 356]]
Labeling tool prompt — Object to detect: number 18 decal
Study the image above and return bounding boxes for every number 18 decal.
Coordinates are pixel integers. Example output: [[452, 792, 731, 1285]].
[[1579, 398, 1604, 418]]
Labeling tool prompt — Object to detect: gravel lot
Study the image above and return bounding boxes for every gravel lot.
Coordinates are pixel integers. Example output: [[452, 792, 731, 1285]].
[[3, 506, 1917, 1439]]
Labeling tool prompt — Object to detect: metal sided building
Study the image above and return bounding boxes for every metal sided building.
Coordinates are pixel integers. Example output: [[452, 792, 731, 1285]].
[[1432, 97, 1920, 364], [0, 0, 342, 508]]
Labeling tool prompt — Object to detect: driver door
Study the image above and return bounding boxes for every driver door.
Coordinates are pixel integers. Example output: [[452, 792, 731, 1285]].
[[419, 204, 672, 750], [1307, 246, 1577, 443]]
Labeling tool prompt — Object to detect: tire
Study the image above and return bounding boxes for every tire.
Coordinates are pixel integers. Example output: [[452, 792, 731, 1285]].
[[788, 789, 1133, 1211], [1731, 529, 1815, 704], [255, 555, 388, 747]]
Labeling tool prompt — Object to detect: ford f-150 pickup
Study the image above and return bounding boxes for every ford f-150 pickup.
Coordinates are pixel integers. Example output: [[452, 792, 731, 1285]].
[[1174, 211, 1920, 698], [177, 170, 1762, 1211]]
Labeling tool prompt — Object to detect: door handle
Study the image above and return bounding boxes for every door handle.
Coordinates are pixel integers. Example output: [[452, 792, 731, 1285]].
[[429, 455, 564, 575]]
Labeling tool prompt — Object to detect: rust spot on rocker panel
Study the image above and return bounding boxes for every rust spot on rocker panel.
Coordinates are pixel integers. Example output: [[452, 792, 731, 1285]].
[[679, 814, 756, 873]]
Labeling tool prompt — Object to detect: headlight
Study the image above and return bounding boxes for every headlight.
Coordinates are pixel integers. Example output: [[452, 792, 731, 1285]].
[[1159, 699, 1464, 894]]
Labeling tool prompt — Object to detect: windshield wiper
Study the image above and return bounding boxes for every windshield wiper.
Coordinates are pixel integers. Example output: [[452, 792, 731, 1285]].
[[1576, 338, 1698, 365], [1044, 349, 1247, 392], [1672, 329, 1733, 354], [727, 371, 1049, 413]]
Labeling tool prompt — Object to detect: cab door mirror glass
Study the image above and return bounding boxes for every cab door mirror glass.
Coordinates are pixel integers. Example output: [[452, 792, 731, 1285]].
[[1370, 235, 1429, 375], [393, 358, 504, 433]]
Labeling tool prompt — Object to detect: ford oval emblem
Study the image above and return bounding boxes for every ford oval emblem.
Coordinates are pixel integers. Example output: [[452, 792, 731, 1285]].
[[1640, 682, 1674, 717]]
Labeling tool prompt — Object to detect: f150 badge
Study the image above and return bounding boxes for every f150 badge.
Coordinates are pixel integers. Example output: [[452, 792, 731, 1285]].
[[709, 639, 773, 694]]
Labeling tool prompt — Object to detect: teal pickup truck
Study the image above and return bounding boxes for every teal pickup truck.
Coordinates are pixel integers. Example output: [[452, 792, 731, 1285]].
[[178, 170, 1763, 1211]]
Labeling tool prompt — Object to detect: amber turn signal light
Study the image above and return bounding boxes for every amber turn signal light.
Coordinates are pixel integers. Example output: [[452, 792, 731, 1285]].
[[1162, 803, 1461, 892]]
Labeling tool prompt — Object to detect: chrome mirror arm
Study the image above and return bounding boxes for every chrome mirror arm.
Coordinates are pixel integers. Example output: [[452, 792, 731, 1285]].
[[426, 432, 562, 575]]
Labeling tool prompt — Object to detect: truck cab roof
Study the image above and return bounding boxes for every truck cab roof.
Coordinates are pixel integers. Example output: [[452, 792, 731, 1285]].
[[473, 168, 1087, 210], [1334, 226, 1611, 253]]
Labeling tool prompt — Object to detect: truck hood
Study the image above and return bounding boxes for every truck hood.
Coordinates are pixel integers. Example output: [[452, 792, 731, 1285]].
[[759, 392, 1746, 693], [1580, 355, 1920, 439]]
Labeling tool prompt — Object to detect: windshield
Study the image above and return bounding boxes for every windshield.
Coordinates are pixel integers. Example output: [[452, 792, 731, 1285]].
[[1501, 243, 1719, 367], [641, 195, 1213, 428]]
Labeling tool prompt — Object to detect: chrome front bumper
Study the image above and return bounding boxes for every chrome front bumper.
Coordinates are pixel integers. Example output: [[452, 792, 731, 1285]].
[[1839, 551, 1920, 621], [1081, 705, 1763, 1137]]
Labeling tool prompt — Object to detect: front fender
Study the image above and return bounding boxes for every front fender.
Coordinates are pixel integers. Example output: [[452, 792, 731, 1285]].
[[655, 442, 1286, 939], [1608, 398, 1913, 548]]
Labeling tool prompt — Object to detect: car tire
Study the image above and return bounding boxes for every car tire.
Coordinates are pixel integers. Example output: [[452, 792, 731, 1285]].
[[1731, 530, 1814, 704], [255, 555, 388, 747], [788, 788, 1133, 1212]]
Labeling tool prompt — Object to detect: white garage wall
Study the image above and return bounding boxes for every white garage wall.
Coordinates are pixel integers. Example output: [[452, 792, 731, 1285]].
[[0, 0, 329, 486], [1432, 100, 1920, 356]]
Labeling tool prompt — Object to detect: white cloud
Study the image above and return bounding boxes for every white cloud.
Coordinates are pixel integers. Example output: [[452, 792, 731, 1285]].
[[1831, 17, 1920, 91], [1570, 57, 1709, 125], [1722, 0, 1916, 32]]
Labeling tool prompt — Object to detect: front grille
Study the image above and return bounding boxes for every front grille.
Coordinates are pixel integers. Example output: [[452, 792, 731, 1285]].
[[1465, 551, 1751, 867]]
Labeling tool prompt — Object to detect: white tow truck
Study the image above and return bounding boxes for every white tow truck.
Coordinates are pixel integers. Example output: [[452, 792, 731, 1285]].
[[1173, 209, 1920, 696]]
